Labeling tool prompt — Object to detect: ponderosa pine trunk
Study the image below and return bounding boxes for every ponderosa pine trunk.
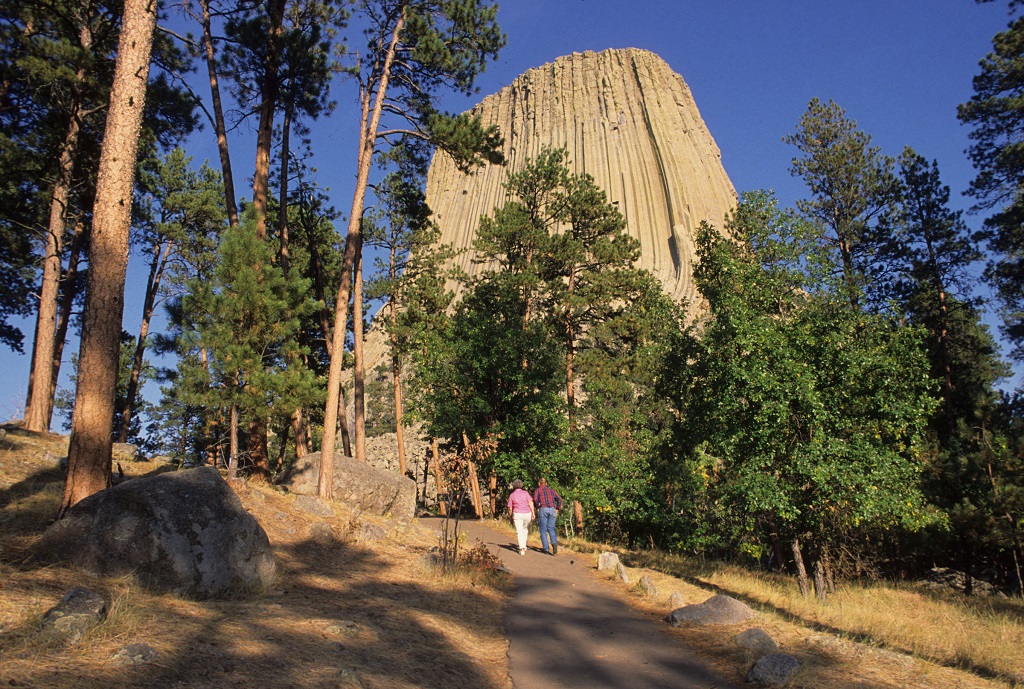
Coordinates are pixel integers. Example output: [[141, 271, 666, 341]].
[[24, 101, 84, 432], [251, 0, 286, 239], [278, 98, 293, 272], [353, 235, 366, 462], [48, 221, 86, 429], [228, 401, 239, 481], [318, 10, 406, 499], [200, 0, 238, 227], [388, 258, 407, 474], [431, 437, 446, 516], [59, 0, 157, 516], [118, 239, 171, 443]]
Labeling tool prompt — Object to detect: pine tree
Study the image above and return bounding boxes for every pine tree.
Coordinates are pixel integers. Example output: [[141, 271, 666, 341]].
[[784, 98, 896, 307], [959, 9, 1024, 362], [318, 0, 505, 498], [59, 0, 158, 515]]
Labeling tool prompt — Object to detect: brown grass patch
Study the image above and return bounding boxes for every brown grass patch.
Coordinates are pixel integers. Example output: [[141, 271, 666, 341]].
[[565, 538, 1020, 689], [0, 424, 512, 689]]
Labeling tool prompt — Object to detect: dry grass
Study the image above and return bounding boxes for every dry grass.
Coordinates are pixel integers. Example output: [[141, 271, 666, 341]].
[[0, 424, 513, 689], [565, 538, 1022, 689]]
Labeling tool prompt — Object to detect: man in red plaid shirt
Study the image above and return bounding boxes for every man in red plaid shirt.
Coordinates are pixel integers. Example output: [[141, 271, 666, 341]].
[[532, 478, 563, 555]]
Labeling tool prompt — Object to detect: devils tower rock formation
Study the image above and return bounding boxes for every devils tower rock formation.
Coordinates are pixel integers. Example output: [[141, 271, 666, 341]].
[[426, 47, 737, 304]]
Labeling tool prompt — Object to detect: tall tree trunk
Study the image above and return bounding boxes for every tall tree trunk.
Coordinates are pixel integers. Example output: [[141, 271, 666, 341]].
[[353, 235, 366, 462], [228, 401, 239, 481], [792, 537, 811, 598], [24, 101, 84, 432], [488, 471, 497, 517], [48, 220, 86, 429], [118, 239, 171, 443], [393, 354, 407, 472], [200, 0, 238, 227], [813, 559, 828, 603], [466, 458, 482, 519], [291, 408, 309, 458], [59, 0, 156, 516], [300, 204, 348, 457], [252, 0, 287, 239], [924, 234, 956, 440], [389, 293, 407, 474], [431, 437, 446, 516], [278, 98, 293, 272], [247, 416, 271, 478], [319, 10, 406, 500]]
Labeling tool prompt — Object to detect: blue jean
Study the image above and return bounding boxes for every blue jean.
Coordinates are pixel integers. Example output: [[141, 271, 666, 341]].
[[537, 507, 558, 552]]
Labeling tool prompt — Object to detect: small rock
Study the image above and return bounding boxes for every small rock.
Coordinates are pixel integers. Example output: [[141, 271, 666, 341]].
[[734, 627, 779, 655], [614, 561, 631, 584], [307, 522, 336, 544], [668, 591, 685, 608], [111, 643, 158, 665], [355, 522, 386, 543], [41, 587, 108, 641], [665, 594, 755, 626], [638, 575, 658, 596], [111, 443, 138, 463], [746, 653, 800, 687], [293, 494, 334, 517], [597, 552, 620, 571]]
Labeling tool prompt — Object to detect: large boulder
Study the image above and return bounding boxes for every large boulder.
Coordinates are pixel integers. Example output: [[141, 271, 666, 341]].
[[279, 451, 416, 521], [665, 594, 756, 626], [38, 467, 276, 598]]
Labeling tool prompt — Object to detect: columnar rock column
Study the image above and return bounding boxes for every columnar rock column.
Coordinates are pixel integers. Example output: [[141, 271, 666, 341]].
[[425, 47, 737, 305]]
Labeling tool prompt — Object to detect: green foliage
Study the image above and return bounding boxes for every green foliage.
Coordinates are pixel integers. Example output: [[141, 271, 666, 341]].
[[959, 13, 1024, 362], [670, 193, 938, 561], [353, 0, 506, 176], [171, 216, 321, 469], [784, 98, 896, 301]]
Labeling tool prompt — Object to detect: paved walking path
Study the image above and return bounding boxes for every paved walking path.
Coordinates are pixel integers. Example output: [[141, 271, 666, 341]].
[[453, 518, 740, 689]]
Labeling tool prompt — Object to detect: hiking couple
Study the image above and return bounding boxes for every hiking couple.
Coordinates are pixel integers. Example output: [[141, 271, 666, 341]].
[[507, 478, 562, 556]]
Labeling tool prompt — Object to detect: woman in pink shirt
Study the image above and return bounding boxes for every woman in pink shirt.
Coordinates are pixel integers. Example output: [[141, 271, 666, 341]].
[[507, 479, 536, 555]]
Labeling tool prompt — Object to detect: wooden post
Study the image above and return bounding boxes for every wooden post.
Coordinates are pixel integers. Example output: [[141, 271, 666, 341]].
[[573, 500, 584, 534], [488, 471, 497, 517]]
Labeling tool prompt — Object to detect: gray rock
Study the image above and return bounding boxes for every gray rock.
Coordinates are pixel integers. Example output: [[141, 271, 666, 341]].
[[665, 594, 755, 626], [920, 567, 999, 595], [307, 522, 336, 545], [41, 587, 108, 641], [111, 442, 138, 463], [111, 643, 158, 665], [278, 451, 416, 521], [734, 627, 779, 655], [355, 521, 386, 543], [668, 591, 685, 608], [38, 467, 276, 598], [614, 561, 631, 584], [638, 575, 658, 597], [746, 653, 800, 687], [293, 494, 334, 517], [597, 552, 620, 571]]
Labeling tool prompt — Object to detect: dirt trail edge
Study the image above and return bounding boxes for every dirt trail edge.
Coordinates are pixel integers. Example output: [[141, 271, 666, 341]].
[[453, 518, 741, 689]]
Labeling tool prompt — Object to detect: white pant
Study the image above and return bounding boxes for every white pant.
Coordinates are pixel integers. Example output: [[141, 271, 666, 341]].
[[513, 512, 532, 551]]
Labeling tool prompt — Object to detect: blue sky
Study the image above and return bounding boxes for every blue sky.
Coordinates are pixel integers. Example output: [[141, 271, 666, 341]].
[[1, 0, 1018, 423]]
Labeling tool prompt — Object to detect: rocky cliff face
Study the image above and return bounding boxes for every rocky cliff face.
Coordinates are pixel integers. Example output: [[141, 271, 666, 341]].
[[425, 47, 737, 304]]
